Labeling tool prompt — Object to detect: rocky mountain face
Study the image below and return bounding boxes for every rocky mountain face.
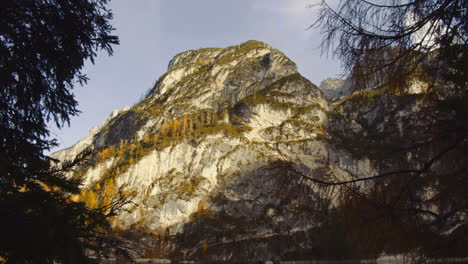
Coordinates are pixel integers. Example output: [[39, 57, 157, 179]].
[[52, 40, 456, 261], [319, 77, 351, 101]]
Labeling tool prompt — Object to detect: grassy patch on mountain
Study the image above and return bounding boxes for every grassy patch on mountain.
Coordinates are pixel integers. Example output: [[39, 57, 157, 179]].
[[334, 86, 389, 106]]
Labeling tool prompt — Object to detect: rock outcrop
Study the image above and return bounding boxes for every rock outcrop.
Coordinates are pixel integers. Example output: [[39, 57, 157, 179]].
[[319, 77, 352, 101]]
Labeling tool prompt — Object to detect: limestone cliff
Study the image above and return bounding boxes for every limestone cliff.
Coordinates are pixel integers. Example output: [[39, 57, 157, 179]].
[[52, 40, 455, 261]]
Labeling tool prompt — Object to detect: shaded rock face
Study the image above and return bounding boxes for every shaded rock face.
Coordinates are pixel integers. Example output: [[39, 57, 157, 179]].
[[319, 77, 352, 101], [53, 40, 451, 261]]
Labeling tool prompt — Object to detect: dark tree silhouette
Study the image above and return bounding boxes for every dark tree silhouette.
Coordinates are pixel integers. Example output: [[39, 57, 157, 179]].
[[303, 0, 468, 260], [1, 0, 118, 186], [0, 1, 131, 263]]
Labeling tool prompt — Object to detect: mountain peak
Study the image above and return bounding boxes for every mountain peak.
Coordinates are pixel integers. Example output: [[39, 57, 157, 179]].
[[52, 40, 344, 260], [145, 40, 298, 116], [167, 40, 276, 71]]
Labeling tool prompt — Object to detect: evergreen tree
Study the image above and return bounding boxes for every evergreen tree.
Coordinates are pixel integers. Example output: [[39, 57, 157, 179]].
[[0, 1, 129, 263]]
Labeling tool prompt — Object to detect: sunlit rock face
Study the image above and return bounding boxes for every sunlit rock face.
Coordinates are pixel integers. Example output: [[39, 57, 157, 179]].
[[52, 40, 379, 260]]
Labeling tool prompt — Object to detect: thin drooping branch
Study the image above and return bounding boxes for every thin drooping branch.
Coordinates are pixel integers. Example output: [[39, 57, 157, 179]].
[[292, 135, 465, 186], [359, 0, 420, 9]]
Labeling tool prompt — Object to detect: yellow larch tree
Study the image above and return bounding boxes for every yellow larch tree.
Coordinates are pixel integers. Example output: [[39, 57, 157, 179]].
[[160, 120, 171, 137], [69, 194, 80, 203], [97, 145, 115, 160], [201, 240, 208, 257], [172, 119, 179, 139], [102, 178, 115, 208], [118, 139, 126, 156], [181, 115, 189, 136], [197, 198, 207, 216], [82, 189, 98, 209]]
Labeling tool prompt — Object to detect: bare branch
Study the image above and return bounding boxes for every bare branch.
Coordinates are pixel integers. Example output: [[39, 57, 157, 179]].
[[292, 135, 465, 186]]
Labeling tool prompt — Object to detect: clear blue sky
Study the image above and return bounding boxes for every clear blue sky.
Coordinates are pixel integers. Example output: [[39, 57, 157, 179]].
[[49, 0, 342, 152]]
